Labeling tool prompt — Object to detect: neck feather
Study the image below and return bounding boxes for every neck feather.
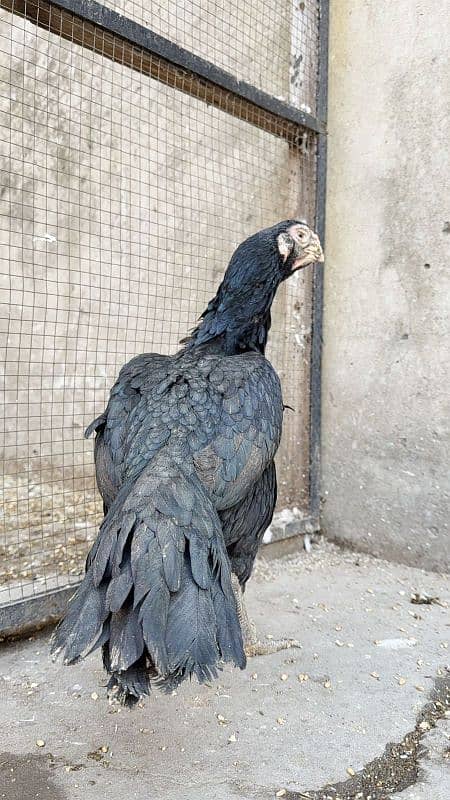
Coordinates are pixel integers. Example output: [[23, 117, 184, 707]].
[[182, 244, 281, 355], [184, 306, 272, 355]]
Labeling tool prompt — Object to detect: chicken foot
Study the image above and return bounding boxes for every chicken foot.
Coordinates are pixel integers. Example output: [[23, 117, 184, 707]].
[[231, 573, 301, 657]]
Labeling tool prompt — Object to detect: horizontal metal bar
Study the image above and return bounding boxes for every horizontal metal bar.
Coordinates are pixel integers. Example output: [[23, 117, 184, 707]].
[[0, 0, 323, 140], [53, 0, 324, 134], [0, 585, 76, 640]]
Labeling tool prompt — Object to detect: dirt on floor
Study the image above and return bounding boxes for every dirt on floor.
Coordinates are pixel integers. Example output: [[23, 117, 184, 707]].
[[0, 474, 102, 588], [284, 673, 450, 799], [0, 539, 449, 800]]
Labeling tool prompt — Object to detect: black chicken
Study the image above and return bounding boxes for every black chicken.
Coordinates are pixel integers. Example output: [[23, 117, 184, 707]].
[[52, 220, 323, 704]]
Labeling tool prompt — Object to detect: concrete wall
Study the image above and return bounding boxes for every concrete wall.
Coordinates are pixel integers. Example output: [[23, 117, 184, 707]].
[[322, 1, 450, 571]]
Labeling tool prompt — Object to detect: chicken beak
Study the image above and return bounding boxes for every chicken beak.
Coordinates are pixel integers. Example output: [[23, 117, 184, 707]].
[[291, 231, 324, 271]]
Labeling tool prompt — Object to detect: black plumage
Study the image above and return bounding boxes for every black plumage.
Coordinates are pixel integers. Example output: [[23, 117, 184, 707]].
[[51, 220, 323, 704]]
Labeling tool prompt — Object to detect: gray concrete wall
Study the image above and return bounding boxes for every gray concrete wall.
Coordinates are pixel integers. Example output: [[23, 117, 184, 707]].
[[322, 0, 450, 571]]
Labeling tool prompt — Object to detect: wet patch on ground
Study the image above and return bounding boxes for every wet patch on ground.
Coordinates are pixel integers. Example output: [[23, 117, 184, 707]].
[[280, 671, 450, 800], [0, 751, 66, 800]]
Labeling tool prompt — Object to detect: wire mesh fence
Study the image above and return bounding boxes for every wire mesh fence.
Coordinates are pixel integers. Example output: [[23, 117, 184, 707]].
[[0, 0, 325, 626], [100, 0, 320, 114]]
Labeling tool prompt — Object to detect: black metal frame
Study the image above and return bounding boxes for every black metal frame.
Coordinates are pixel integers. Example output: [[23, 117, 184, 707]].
[[0, 0, 328, 636], [310, 0, 329, 521]]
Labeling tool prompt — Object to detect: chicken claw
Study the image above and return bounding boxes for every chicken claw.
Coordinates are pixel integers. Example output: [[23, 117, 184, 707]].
[[231, 573, 301, 658]]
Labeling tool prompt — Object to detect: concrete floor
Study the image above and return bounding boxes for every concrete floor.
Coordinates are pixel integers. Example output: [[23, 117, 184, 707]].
[[0, 540, 449, 800]]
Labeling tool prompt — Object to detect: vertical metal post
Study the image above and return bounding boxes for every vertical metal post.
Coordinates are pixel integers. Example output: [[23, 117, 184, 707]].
[[309, 0, 329, 522]]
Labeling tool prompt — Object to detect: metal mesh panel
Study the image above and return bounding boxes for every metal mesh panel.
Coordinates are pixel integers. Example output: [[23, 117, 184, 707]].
[[103, 0, 320, 113], [0, 0, 320, 615]]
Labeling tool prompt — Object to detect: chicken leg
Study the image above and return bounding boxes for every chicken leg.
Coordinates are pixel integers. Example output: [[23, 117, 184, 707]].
[[231, 574, 300, 657]]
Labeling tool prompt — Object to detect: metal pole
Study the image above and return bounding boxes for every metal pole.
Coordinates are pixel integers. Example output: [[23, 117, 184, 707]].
[[309, 0, 329, 522]]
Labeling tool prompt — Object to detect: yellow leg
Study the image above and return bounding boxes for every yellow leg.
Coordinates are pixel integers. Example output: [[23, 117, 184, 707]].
[[231, 573, 301, 657]]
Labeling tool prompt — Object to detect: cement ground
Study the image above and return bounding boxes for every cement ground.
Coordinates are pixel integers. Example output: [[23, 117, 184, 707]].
[[0, 539, 449, 800]]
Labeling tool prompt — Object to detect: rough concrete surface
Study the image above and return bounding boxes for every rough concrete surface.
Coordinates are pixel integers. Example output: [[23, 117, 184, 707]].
[[1, 540, 449, 800], [322, 0, 450, 570]]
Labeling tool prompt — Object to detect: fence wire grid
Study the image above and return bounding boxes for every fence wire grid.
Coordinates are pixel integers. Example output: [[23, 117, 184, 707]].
[[0, 0, 326, 626]]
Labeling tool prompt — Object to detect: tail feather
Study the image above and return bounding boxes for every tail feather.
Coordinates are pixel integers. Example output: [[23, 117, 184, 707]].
[[108, 602, 145, 672], [132, 542, 159, 608], [154, 516, 185, 591], [51, 572, 109, 664], [91, 526, 116, 588], [164, 554, 220, 684], [106, 560, 133, 613], [52, 463, 245, 702], [138, 582, 170, 676], [111, 511, 136, 571], [187, 531, 211, 589]]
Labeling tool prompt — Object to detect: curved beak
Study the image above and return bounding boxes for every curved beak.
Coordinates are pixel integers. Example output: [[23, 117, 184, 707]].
[[292, 231, 324, 271]]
